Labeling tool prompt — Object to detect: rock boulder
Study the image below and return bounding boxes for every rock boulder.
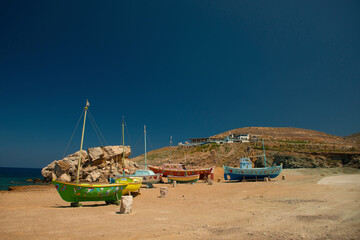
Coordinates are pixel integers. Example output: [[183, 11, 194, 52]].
[[41, 145, 138, 183], [88, 147, 104, 162], [85, 171, 101, 182], [58, 173, 71, 182]]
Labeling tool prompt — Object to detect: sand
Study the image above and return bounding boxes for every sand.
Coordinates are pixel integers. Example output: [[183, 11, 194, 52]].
[[1, 168, 360, 240], [318, 175, 360, 186]]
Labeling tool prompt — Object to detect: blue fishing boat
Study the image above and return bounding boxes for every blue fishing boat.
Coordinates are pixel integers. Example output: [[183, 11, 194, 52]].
[[223, 160, 282, 181], [223, 140, 282, 181]]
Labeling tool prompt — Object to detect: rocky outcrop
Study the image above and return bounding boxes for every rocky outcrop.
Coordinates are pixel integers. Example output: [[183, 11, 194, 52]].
[[263, 152, 355, 168], [41, 145, 138, 183], [267, 153, 320, 168], [342, 155, 360, 169]]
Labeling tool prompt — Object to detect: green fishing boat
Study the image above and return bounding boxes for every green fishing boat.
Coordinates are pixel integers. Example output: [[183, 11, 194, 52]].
[[52, 100, 128, 206], [52, 180, 127, 204]]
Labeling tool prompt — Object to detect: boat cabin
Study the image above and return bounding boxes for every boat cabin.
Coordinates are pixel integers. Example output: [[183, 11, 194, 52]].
[[239, 158, 253, 169]]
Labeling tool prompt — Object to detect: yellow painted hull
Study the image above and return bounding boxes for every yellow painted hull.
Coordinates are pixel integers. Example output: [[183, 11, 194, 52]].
[[167, 174, 200, 183], [115, 177, 142, 195]]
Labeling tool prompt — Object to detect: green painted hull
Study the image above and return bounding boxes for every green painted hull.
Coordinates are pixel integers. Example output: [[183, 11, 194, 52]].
[[52, 180, 127, 203]]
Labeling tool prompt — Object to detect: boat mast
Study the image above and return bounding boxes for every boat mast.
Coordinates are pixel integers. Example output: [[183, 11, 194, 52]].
[[144, 125, 147, 170], [169, 136, 172, 163], [262, 139, 267, 167], [76, 100, 89, 184], [122, 116, 125, 174]]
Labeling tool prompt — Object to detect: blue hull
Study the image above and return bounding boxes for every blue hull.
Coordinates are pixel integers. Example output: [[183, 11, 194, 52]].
[[223, 165, 282, 181]]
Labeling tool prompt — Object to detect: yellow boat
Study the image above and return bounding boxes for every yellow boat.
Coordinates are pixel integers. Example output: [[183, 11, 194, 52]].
[[115, 177, 142, 195], [167, 174, 200, 183]]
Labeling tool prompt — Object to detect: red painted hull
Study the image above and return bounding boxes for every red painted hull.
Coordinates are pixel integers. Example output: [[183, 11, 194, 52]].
[[148, 165, 214, 180]]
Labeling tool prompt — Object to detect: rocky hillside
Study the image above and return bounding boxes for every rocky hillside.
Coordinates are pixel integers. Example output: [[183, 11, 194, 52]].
[[212, 127, 345, 143], [42, 145, 138, 183], [132, 127, 360, 169], [345, 132, 360, 143]]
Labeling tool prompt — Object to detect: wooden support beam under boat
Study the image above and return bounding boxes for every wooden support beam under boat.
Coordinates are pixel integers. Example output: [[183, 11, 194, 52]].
[[71, 202, 82, 207]]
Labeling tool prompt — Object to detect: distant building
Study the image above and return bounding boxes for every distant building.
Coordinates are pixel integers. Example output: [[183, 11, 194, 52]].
[[209, 137, 225, 144], [188, 137, 209, 144], [228, 134, 250, 143], [180, 133, 252, 146]]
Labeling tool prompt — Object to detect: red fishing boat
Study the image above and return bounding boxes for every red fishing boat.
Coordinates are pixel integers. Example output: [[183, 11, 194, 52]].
[[148, 163, 214, 180]]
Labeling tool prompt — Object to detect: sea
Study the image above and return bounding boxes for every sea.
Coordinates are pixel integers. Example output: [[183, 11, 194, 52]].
[[0, 167, 45, 191]]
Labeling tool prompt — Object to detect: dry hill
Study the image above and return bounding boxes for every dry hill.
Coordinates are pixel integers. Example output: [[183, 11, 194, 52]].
[[212, 127, 345, 143], [132, 127, 360, 169], [345, 132, 360, 143]]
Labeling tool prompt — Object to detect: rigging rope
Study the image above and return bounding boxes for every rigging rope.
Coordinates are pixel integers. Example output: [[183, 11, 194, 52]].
[[88, 110, 108, 146], [88, 111, 104, 146], [62, 109, 85, 158]]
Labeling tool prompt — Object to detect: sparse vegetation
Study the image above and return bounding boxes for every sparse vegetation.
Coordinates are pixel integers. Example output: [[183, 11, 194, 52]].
[[278, 140, 307, 144], [132, 127, 360, 169]]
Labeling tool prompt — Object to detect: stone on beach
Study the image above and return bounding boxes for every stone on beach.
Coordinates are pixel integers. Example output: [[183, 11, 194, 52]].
[[207, 176, 213, 185], [119, 195, 133, 214], [160, 187, 168, 198]]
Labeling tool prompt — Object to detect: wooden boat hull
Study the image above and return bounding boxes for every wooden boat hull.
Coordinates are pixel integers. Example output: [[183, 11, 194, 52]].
[[167, 174, 200, 183], [135, 174, 162, 184], [52, 179, 127, 203], [145, 174, 162, 184], [148, 166, 214, 180], [223, 165, 282, 181], [115, 177, 142, 195], [124, 173, 163, 184], [118, 170, 163, 184]]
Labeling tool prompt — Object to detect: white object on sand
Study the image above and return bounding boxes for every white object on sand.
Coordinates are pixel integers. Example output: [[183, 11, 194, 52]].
[[120, 195, 133, 214], [317, 175, 360, 186]]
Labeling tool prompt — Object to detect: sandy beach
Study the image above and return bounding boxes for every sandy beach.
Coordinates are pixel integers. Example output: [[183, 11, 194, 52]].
[[1, 168, 359, 240]]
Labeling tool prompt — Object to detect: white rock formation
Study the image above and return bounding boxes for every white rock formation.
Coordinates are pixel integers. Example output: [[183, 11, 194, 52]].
[[102, 145, 131, 159], [58, 173, 71, 182], [41, 145, 137, 183], [88, 147, 104, 161], [85, 171, 101, 182]]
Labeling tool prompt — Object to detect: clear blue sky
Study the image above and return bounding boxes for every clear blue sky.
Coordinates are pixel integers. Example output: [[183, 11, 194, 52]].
[[1, 1, 359, 168]]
